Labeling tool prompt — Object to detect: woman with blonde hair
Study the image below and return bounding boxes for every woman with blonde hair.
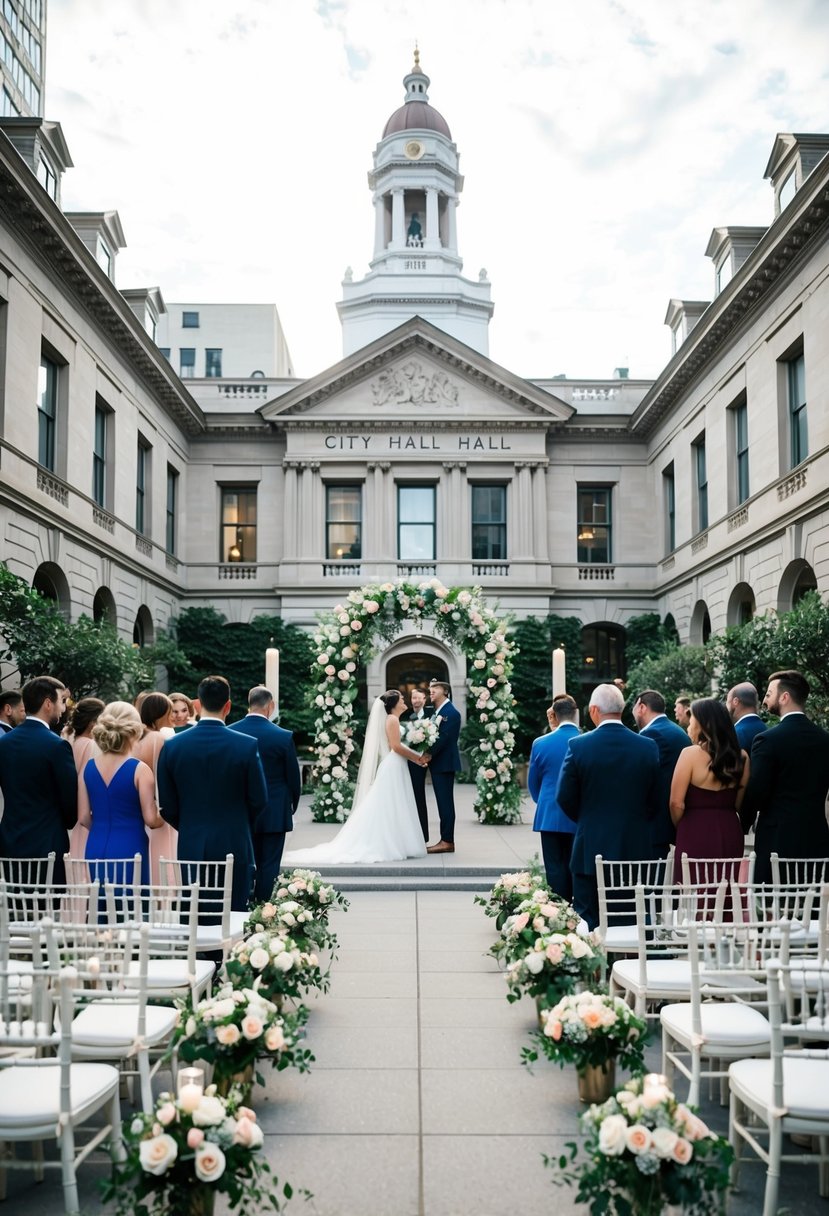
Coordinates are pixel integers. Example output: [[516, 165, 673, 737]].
[[132, 691, 177, 879], [78, 701, 161, 885], [66, 696, 105, 862]]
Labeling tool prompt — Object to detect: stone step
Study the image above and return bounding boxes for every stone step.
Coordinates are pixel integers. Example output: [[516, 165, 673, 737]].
[[331, 875, 496, 892], [304, 864, 508, 878]]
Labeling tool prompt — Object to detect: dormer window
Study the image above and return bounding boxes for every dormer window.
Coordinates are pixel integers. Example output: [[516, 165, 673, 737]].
[[96, 237, 112, 278], [715, 257, 732, 295], [36, 151, 56, 200], [778, 170, 796, 212]]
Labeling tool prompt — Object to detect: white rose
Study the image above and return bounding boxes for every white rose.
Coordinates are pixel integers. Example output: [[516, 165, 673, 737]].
[[185, 1016, 197, 1037], [139, 1133, 178, 1175], [249, 947, 270, 971], [241, 1014, 264, 1040], [274, 952, 294, 972], [191, 1095, 226, 1127], [269, 937, 285, 955], [195, 1143, 226, 1182], [598, 1114, 627, 1156], [651, 1127, 679, 1159], [525, 951, 545, 975]]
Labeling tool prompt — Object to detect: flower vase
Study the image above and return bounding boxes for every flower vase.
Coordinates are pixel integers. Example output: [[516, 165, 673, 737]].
[[577, 1059, 616, 1104], [215, 1063, 255, 1102], [184, 1184, 215, 1216], [535, 996, 548, 1029]]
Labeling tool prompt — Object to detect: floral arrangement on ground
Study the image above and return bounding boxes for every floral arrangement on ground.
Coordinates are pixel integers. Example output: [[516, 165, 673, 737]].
[[523, 991, 647, 1075], [225, 931, 328, 1005], [170, 981, 313, 1091], [306, 578, 521, 825], [490, 891, 583, 967], [549, 1073, 733, 1216], [503, 926, 604, 1009], [473, 864, 553, 929], [102, 1085, 301, 1216]]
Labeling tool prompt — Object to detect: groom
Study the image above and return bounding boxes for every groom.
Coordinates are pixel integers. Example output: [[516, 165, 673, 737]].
[[425, 680, 461, 855], [402, 687, 434, 842]]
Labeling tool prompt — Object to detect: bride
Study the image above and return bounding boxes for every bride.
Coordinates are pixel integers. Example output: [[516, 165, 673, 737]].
[[283, 690, 428, 865]]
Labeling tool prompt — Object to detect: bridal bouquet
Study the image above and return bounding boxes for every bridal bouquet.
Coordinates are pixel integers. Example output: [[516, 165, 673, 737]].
[[474, 865, 553, 929], [503, 928, 604, 1010], [525, 992, 647, 1076], [401, 717, 440, 754], [225, 931, 328, 1004], [550, 1073, 733, 1216], [490, 893, 582, 966], [101, 1085, 299, 1215], [170, 981, 313, 1092]]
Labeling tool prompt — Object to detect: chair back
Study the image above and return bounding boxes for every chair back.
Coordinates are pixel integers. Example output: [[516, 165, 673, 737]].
[[770, 854, 829, 889], [596, 851, 675, 944], [0, 878, 100, 934], [767, 957, 829, 1114], [64, 852, 142, 897], [0, 961, 77, 1103], [0, 853, 56, 886], [158, 854, 233, 932]]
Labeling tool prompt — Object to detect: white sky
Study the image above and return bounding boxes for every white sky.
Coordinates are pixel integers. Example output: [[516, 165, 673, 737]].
[[46, 0, 829, 381]]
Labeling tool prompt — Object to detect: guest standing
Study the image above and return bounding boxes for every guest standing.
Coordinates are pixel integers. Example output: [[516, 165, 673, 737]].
[[557, 683, 660, 929], [740, 670, 829, 883], [230, 686, 302, 902], [0, 676, 77, 884], [78, 702, 160, 886], [66, 697, 105, 863], [401, 687, 434, 842], [0, 689, 25, 734], [157, 675, 267, 910], [169, 692, 196, 732], [669, 698, 747, 888], [726, 682, 767, 753], [674, 696, 692, 730], [133, 692, 176, 880], [528, 695, 579, 901], [632, 690, 692, 857]]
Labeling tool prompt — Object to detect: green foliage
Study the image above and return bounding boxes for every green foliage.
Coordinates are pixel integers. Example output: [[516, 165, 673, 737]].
[[623, 612, 677, 670], [508, 614, 583, 757], [151, 608, 318, 741], [625, 645, 712, 718], [0, 564, 152, 699]]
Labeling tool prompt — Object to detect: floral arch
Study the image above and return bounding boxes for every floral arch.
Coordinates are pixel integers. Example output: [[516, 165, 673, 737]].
[[308, 579, 521, 826]]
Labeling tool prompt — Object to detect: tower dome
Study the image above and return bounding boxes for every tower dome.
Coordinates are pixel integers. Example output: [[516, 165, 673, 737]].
[[381, 49, 452, 139]]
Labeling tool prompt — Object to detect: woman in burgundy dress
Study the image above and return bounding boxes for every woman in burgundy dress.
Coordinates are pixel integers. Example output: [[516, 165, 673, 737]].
[[670, 698, 749, 906]]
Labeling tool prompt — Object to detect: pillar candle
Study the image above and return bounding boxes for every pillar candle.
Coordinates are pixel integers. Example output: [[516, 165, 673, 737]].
[[266, 647, 279, 719], [552, 646, 566, 698]]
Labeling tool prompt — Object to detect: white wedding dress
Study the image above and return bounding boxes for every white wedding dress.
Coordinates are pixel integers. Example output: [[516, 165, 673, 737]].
[[283, 700, 427, 865]]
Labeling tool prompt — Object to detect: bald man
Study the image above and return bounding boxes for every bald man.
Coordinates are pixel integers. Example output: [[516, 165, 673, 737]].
[[726, 682, 767, 753]]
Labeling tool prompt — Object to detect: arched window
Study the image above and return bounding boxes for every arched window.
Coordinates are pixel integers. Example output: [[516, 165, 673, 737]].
[[663, 613, 680, 646], [690, 600, 711, 645], [93, 586, 116, 626], [777, 559, 817, 612], [32, 561, 70, 618], [727, 582, 755, 627], [133, 605, 154, 648]]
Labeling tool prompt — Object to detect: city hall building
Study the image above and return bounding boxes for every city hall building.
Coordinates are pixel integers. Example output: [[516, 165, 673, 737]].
[[0, 32, 828, 708]]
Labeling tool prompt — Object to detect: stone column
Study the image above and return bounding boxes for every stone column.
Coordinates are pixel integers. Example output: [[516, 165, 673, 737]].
[[283, 461, 298, 560], [512, 462, 533, 560], [305, 461, 321, 560], [391, 190, 404, 248], [532, 462, 550, 562], [426, 187, 439, 248], [447, 195, 458, 254], [367, 461, 391, 560], [374, 195, 385, 255]]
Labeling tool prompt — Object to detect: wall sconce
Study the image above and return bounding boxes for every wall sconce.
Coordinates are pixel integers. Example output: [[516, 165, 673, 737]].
[[578, 527, 594, 541]]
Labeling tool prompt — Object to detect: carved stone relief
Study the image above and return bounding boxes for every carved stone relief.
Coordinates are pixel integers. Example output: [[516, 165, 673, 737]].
[[371, 360, 460, 407]]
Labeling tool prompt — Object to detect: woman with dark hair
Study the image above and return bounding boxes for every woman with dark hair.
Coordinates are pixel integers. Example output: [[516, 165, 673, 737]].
[[132, 691, 176, 878], [284, 689, 428, 864], [669, 697, 749, 885], [67, 696, 106, 862]]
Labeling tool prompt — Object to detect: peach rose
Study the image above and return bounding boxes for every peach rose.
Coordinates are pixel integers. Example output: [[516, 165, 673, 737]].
[[265, 1024, 286, 1052], [546, 1019, 563, 1041], [581, 1008, 603, 1030], [194, 1144, 226, 1182], [241, 1014, 263, 1040], [625, 1124, 652, 1154], [215, 1024, 241, 1046], [187, 1127, 204, 1149], [139, 1133, 177, 1175], [672, 1137, 694, 1164], [233, 1115, 264, 1149]]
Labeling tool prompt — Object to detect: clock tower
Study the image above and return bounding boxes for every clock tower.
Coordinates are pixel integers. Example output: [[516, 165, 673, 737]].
[[338, 51, 494, 356]]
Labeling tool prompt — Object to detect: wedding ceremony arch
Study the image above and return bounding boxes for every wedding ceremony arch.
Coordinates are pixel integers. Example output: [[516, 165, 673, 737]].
[[308, 579, 522, 826]]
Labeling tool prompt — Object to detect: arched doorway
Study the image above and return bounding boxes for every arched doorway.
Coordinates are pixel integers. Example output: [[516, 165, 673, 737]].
[[727, 582, 755, 627], [580, 623, 625, 688], [32, 561, 70, 618], [690, 599, 711, 644], [778, 559, 817, 612], [133, 604, 154, 647], [93, 586, 117, 626], [384, 651, 450, 700]]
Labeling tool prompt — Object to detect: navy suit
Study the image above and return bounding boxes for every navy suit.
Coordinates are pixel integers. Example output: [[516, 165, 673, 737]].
[[401, 705, 435, 841], [639, 715, 692, 856], [740, 713, 829, 883], [556, 722, 660, 928], [0, 718, 77, 885], [528, 722, 579, 900], [230, 714, 302, 902], [157, 719, 268, 910], [734, 714, 767, 753], [428, 699, 462, 846]]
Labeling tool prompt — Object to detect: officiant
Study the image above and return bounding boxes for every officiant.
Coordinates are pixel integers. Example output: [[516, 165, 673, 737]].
[[402, 687, 434, 842]]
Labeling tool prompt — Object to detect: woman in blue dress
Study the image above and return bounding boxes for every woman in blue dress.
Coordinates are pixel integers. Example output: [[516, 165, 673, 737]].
[[77, 701, 161, 886]]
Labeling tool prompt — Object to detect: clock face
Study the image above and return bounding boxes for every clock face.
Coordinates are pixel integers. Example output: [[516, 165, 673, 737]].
[[404, 140, 424, 160]]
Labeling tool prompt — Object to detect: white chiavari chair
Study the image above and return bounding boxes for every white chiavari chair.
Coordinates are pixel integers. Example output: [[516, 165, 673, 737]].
[[157, 854, 243, 959], [595, 850, 676, 956], [0, 853, 56, 887]]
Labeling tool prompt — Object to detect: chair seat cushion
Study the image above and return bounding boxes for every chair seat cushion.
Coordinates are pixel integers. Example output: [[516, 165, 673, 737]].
[[612, 958, 692, 993], [729, 1056, 829, 1123], [661, 1000, 771, 1048], [0, 1062, 119, 1128], [601, 925, 639, 951], [125, 959, 215, 989], [71, 1002, 177, 1049]]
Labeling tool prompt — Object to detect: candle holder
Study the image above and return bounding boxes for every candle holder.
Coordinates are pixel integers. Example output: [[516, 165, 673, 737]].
[[177, 1066, 205, 1112]]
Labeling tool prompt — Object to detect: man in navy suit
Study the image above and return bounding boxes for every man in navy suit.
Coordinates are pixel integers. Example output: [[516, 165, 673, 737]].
[[632, 689, 692, 857], [230, 686, 302, 902], [425, 680, 462, 854], [740, 670, 829, 883], [726, 682, 767, 753], [157, 675, 268, 910], [0, 675, 76, 885], [0, 689, 24, 734], [557, 682, 660, 929], [528, 695, 579, 901], [401, 686, 435, 842]]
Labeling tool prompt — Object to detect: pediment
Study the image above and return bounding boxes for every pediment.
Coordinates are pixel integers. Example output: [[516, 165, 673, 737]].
[[258, 318, 573, 427]]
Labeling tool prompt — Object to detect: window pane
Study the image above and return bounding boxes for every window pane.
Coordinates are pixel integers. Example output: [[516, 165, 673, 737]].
[[471, 484, 506, 560], [399, 486, 434, 523], [221, 488, 257, 562], [37, 356, 57, 470], [182, 311, 199, 328], [326, 485, 361, 559], [328, 525, 361, 560], [205, 348, 222, 377], [399, 524, 434, 560], [179, 348, 195, 378], [577, 487, 611, 563]]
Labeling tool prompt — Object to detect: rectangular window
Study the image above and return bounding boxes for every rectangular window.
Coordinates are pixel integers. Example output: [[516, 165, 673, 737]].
[[92, 400, 107, 507], [398, 485, 436, 561], [663, 464, 676, 553], [182, 311, 199, 328], [325, 485, 362, 560], [136, 439, 150, 535], [734, 399, 750, 505], [95, 238, 112, 278], [221, 487, 257, 563], [576, 487, 611, 564], [788, 352, 807, 467], [471, 484, 507, 560], [205, 348, 222, 378], [37, 354, 57, 470], [179, 347, 195, 378], [166, 465, 178, 555], [694, 435, 708, 532]]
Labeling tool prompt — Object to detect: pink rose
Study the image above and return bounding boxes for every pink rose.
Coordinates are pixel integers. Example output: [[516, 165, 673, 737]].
[[365, 601, 380, 614], [672, 1137, 694, 1164], [187, 1128, 204, 1149], [625, 1125, 652, 1154], [545, 1019, 563, 1041], [156, 1101, 177, 1126], [351, 620, 362, 631], [233, 1116, 264, 1149], [545, 942, 563, 964]]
